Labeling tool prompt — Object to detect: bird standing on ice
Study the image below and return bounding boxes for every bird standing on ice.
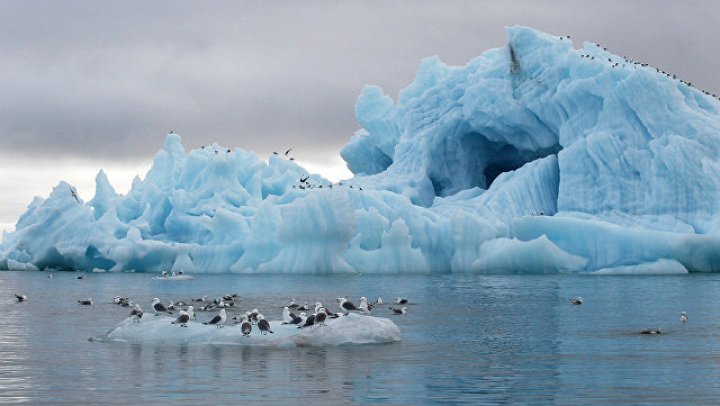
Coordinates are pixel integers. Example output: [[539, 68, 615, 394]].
[[257, 315, 273, 335], [359, 297, 371, 313], [204, 308, 226, 328], [681, 311, 688, 324], [152, 298, 171, 315], [315, 308, 328, 326], [241, 316, 252, 336], [172, 310, 190, 327], [130, 304, 143, 323], [186, 306, 195, 320], [282, 307, 293, 324]]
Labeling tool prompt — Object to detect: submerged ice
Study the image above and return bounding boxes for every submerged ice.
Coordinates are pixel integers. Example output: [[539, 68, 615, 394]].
[[3, 26, 720, 274]]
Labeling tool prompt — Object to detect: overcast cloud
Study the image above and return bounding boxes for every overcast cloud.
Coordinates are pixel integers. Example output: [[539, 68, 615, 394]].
[[1, 1, 719, 231]]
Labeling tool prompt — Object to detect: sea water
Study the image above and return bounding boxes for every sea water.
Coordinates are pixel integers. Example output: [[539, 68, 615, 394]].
[[1, 271, 719, 404]]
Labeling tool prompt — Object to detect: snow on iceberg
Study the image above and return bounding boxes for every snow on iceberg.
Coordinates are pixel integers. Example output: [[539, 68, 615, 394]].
[[99, 313, 401, 347], [3, 26, 720, 274]]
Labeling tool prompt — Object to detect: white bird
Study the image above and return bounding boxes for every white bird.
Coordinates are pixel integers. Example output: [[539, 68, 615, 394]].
[[204, 309, 226, 328], [257, 314, 273, 335], [282, 307, 293, 324], [359, 297, 370, 313], [376, 297, 384, 305], [681, 311, 688, 324], [186, 306, 195, 320], [396, 297, 409, 305], [287, 298, 299, 309]]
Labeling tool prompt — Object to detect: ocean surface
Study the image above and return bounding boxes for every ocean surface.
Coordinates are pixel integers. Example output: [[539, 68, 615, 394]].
[[1, 271, 719, 404]]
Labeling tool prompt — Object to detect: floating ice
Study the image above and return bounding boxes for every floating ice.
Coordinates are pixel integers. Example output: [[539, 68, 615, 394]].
[[100, 313, 401, 347], [3, 26, 720, 274]]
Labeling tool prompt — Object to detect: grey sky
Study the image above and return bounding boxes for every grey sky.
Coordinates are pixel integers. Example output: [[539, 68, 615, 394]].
[[1, 1, 718, 232]]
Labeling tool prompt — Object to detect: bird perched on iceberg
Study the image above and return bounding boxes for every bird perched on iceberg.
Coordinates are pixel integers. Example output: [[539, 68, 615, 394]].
[[204, 308, 226, 328]]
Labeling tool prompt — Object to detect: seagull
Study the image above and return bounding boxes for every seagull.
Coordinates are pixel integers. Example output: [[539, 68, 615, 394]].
[[78, 298, 93, 306], [241, 316, 252, 336], [298, 301, 310, 311], [257, 314, 273, 335], [152, 297, 171, 315], [283, 312, 305, 325], [287, 298, 299, 309], [396, 297, 409, 305], [15, 294, 28, 302], [298, 313, 316, 329], [389, 306, 408, 315], [77, 275, 84, 280], [113, 296, 122, 304], [640, 327, 662, 335], [70, 187, 80, 203], [282, 307, 294, 324], [203, 308, 226, 328], [359, 297, 371, 312], [186, 306, 195, 320], [250, 308, 260, 324], [570, 297, 583, 305], [315, 308, 328, 326], [375, 297, 384, 305], [130, 304, 143, 323], [285, 148, 292, 156], [167, 301, 177, 311], [681, 311, 688, 324], [172, 310, 190, 327], [338, 297, 360, 314]]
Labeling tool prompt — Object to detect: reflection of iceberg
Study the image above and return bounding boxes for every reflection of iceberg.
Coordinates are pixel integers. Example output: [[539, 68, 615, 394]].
[[4, 26, 720, 274], [100, 313, 401, 347]]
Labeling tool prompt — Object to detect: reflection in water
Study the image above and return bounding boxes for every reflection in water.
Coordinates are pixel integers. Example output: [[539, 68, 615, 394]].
[[1, 271, 720, 404]]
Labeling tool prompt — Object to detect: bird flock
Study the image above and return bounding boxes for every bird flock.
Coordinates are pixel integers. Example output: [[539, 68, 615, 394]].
[[12, 291, 411, 338], [556, 36, 720, 101]]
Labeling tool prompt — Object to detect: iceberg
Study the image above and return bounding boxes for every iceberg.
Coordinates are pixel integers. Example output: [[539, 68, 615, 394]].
[[3, 26, 720, 274], [98, 313, 401, 347]]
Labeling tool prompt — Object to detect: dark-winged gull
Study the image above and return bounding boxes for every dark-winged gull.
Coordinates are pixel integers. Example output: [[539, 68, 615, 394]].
[[204, 308, 226, 328], [172, 310, 190, 327], [15, 294, 28, 302], [389, 306, 408, 315], [257, 315, 273, 335], [241, 316, 252, 336], [315, 308, 328, 326], [78, 298, 93, 306], [152, 298, 171, 315], [570, 297, 583, 305]]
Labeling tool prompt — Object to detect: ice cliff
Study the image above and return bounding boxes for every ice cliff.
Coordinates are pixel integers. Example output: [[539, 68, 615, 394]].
[[3, 26, 720, 274]]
